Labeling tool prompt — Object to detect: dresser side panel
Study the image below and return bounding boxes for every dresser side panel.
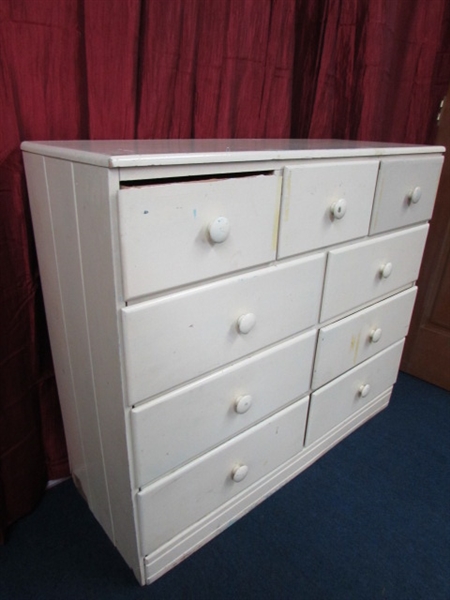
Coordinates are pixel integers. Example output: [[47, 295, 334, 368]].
[[23, 153, 89, 496], [71, 163, 141, 578], [43, 157, 114, 537]]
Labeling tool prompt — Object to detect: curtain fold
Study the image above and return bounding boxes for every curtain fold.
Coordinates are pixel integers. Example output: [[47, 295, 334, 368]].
[[135, 0, 296, 138], [1, 0, 449, 542], [291, 0, 450, 141], [84, 0, 141, 139]]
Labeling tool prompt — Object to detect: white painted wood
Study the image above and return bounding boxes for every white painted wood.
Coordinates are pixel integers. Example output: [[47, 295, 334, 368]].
[[313, 287, 417, 388], [320, 224, 429, 321], [305, 340, 404, 446], [122, 253, 325, 403], [23, 154, 144, 578], [131, 331, 316, 487], [370, 155, 444, 234], [118, 173, 281, 299], [22, 154, 89, 496], [20, 139, 445, 169], [137, 398, 309, 557], [143, 387, 392, 584], [278, 159, 378, 257], [70, 163, 141, 576], [22, 140, 442, 586], [43, 158, 114, 535]]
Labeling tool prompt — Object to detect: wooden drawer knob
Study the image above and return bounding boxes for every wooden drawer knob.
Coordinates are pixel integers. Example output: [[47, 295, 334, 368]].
[[358, 383, 371, 398], [369, 328, 382, 343], [234, 394, 253, 414], [208, 217, 230, 243], [409, 186, 422, 204], [379, 262, 393, 279], [330, 198, 347, 220], [231, 464, 249, 482], [237, 312, 256, 334]]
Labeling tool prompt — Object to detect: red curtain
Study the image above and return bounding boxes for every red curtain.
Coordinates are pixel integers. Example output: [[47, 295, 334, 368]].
[[1, 0, 449, 541]]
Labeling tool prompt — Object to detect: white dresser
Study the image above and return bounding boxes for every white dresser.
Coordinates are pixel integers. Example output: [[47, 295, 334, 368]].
[[21, 139, 443, 585]]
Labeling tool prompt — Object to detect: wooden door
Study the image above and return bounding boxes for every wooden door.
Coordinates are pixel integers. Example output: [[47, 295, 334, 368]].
[[401, 92, 450, 390]]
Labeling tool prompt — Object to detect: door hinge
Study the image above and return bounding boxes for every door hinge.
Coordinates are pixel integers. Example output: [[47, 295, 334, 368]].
[[437, 97, 446, 123]]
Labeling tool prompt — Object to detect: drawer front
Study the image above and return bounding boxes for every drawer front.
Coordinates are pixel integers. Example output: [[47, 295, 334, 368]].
[[122, 253, 325, 404], [137, 398, 308, 556], [118, 172, 281, 299], [131, 331, 316, 487], [313, 287, 417, 388], [278, 159, 378, 258], [320, 224, 428, 322], [370, 155, 443, 235], [305, 340, 404, 446]]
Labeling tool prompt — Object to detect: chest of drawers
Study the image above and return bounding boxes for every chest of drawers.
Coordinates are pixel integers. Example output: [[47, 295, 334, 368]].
[[21, 139, 443, 585]]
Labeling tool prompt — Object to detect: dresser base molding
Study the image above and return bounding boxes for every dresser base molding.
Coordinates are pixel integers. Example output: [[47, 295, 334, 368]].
[[143, 388, 391, 584]]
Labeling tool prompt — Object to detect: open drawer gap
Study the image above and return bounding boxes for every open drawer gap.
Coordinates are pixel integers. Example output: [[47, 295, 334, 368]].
[[120, 170, 274, 189]]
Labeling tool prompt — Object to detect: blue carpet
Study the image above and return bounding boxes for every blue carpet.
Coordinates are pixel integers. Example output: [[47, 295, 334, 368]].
[[1, 372, 449, 600]]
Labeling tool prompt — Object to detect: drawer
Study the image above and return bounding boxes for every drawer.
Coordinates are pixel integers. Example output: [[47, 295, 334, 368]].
[[313, 287, 417, 388], [305, 340, 404, 446], [320, 224, 428, 322], [131, 331, 316, 487], [137, 397, 308, 556], [122, 252, 325, 404], [278, 159, 379, 258], [370, 155, 443, 235], [118, 172, 281, 299]]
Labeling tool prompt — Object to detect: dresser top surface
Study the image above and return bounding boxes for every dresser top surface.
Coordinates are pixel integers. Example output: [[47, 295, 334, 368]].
[[21, 138, 445, 168]]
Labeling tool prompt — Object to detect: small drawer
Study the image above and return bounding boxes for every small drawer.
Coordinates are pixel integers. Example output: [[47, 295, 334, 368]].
[[137, 397, 308, 556], [305, 340, 404, 446], [278, 159, 379, 258], [313, 287, 417, 388], [118, 172, 281, 300], [370, 155, 443, 235], [131, 331, 316, 487], [122, 252, 325, 404], [320, 224, 428, 322]]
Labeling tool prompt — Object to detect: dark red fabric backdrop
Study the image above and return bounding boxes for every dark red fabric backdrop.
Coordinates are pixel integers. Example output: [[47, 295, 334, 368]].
[[1, 0, 449, 541]]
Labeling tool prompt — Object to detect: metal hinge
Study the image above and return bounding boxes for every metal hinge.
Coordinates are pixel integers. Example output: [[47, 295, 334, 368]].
[[437, 97, 446, 123]]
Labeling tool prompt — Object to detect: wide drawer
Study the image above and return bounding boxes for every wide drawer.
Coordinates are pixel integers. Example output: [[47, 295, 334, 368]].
[[305, 340, 404, 446], [122, 252, 325, 404], [320, 224, 428, 322], [313, 287, 417, 388], [278, 159, 378, 258], [137, 397, 308, 556], [131, 331, 316, 487], [118, 172, 281, 299], [370, 155, 443, 235]]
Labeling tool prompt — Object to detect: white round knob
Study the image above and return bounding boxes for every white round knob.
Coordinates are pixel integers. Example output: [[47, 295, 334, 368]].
[[208, 217, 230, 243], [379, 262, 393, 279], [359, 383, 371, 398], [409, 186, 422, 204], [231, 464, 249, 482], [330, 198, 347, 220], [237, 313, 256, 334], [235, 394, 253, 414], [369, 328, 382, 343]]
